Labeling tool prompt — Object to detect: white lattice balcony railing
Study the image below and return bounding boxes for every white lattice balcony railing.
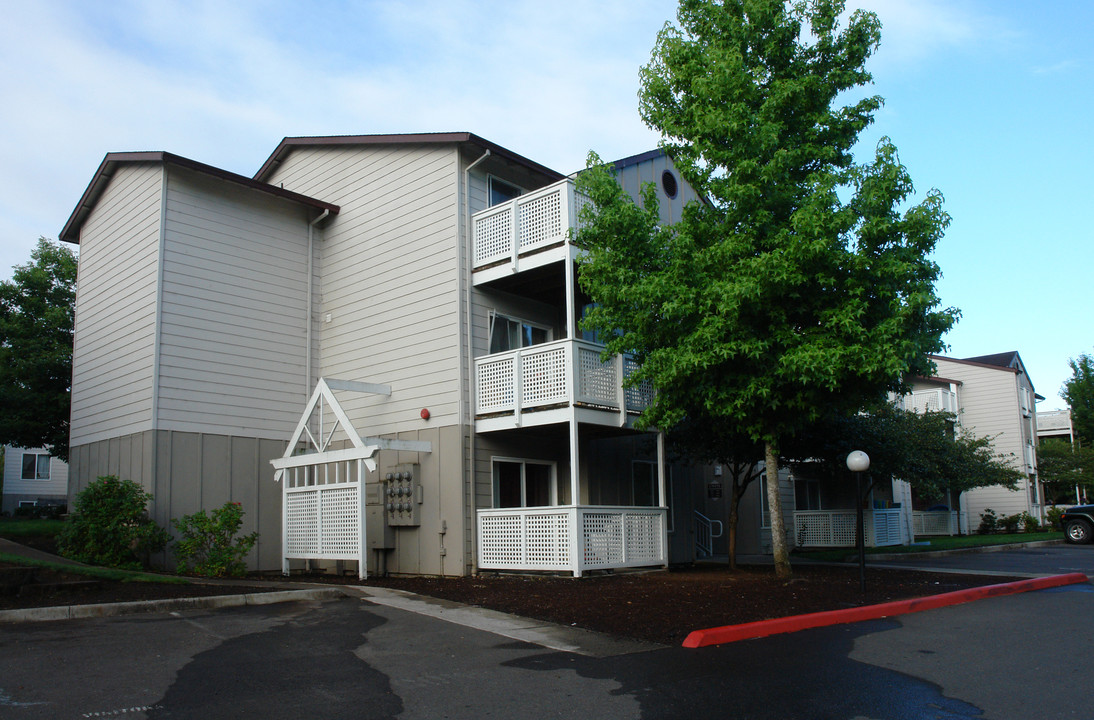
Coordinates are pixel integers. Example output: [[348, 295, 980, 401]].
[[472, 178, 590, 272], [908, 388, 959, 415], [477, 505, 667, 577], [475, 339, 653, 422], [912, 510, 959, 536], [793, 509, 905, 548]]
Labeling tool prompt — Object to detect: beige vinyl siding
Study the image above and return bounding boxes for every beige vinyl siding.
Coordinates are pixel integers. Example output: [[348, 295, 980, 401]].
[[70, 163, 162, 446], [156, 168, 312, 438], [265, 144, 463, 435]]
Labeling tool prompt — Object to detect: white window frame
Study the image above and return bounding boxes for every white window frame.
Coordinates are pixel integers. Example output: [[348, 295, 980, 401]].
[[21, 452, 50, 480], [488, 310, 553, 353], [491, 457, 558, 509]]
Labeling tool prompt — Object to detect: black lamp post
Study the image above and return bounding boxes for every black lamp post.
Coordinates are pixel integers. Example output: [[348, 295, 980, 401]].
[[846, 450, 870, 594]]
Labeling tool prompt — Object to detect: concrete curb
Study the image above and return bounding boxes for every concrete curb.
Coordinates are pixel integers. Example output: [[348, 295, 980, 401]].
[[864, 538, 1065, 562], [682, 572, 1090, 649], [0, 587, 348, 624]]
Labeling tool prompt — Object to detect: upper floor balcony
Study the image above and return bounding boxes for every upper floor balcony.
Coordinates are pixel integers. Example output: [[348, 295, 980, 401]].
[[907, 388, 959, 415], [475, 338, 653, 432], [472, 178, 588, 285]]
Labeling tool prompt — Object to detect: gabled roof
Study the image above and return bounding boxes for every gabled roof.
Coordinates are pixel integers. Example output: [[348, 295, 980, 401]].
[[931, 351, 1035, 391], [60, 151, 340, 244], [608, 148, 665, 170], [963, 351, 1023, 371], [254, 132, 565, 184]]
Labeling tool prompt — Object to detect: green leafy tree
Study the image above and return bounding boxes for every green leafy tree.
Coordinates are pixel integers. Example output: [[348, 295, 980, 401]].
[[57, 476, 170, 570], [576, 0, 957, 576], [1062, 352, 1094, 444], [789, 405, 1022, 500], [1037, 438, 1094, 505], [0, 239, 78, 461]]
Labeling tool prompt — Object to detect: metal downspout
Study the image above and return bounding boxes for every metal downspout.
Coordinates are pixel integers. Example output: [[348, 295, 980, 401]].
[[306, 210, 329, 397], [464, 148, 491, 576]]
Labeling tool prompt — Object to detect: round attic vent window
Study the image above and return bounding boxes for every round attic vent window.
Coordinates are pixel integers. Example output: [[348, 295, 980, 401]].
[[661, 170, 678, 199]]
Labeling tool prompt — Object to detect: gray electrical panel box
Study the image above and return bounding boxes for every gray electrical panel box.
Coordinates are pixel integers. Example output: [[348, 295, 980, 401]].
[[384, 463, 421, 527], [365, 482, 395, 550]]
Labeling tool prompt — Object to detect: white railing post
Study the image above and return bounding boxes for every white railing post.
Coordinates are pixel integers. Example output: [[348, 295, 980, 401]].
[[513, 350, 523, 426], [571, 506, 583, 577], [357, 458, 367, 579]]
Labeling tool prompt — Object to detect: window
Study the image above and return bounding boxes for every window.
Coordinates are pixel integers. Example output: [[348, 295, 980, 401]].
[[795, 477, 821, 511], [21, 453, 50, 480], [488, 176, 522, 207], [661, 170, 678, 199], [489, 312, 550, 353], [492, 459, 556, 508]]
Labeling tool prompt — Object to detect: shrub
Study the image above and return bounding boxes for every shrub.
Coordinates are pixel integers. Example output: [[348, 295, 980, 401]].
[[172, 502, 258, 578], [999, 513, 1022, 534], [977, 509, 998, 535], [1021, 511, 1041, 533], [1046, 506, 1065, 531], [57, 476, 169, 570]]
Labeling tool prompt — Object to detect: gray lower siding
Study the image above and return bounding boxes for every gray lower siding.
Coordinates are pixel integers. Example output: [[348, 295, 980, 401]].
[[68, 431, 285, 571], [68, 424, 471, 576]]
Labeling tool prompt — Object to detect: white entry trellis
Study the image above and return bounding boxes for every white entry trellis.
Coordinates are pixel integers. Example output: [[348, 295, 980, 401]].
[[271, 378, 431, 578]]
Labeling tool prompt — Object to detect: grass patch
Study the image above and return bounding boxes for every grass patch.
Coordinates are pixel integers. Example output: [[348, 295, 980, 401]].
[[794, 531, 1064, 562], [0, 552, 191, 584], [0, 517, 65, 538]]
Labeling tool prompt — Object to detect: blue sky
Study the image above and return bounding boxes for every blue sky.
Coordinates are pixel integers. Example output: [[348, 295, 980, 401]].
[[1, 0, 1090, 408]]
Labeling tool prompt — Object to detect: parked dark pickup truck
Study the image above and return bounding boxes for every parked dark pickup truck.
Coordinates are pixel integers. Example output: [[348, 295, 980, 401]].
[[1062, 505, 1094, 544]]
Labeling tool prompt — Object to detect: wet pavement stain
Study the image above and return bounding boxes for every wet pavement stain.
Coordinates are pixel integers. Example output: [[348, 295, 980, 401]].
[[147, 599, 402, 720]]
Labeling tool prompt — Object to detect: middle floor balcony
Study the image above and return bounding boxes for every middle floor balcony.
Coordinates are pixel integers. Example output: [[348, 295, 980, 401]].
[[475, 339, 653, 432]]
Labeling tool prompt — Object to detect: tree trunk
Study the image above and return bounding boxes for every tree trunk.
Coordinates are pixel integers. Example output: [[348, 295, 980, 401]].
[[765, 439, 792, 579], [727, 480, 741, 571]]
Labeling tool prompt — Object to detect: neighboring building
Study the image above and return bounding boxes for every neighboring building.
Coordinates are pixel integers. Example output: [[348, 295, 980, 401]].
[[1036, 409, 1074, 444], [60, 134, 708, 576], [931, 352, 1042, 526], [2, 446, 68, 515], [791, 352, 1043, 549]]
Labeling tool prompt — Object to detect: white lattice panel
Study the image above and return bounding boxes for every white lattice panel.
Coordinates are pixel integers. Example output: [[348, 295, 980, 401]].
[[517, 188, 563, 251], [524, 513, 571, 567], [521, 347, 568, 407], [478, 513, 526, 565], [573, 191, 593, 231], [477, 356, 515, 413], [914, 511, 956, 536], [319, 485, 361, 557], [474, 206, 514, 266], [624, 513, 663, 562], [582, 513, 625, 567], [286, 491, 319, 555], [623, 358, 654, 411], [576, 346, 617, 406]]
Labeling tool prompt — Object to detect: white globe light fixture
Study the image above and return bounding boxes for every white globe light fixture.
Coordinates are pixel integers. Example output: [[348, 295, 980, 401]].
[[846, 450, 870, 473]]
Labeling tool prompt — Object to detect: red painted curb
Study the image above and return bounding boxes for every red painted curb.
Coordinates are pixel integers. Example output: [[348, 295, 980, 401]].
[[682, 572, 1089, 649]]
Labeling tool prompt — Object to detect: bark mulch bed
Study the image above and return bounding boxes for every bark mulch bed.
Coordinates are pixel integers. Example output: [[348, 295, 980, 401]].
[[2, 538, 1022, 645], [299, 563, 1022, 645]]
